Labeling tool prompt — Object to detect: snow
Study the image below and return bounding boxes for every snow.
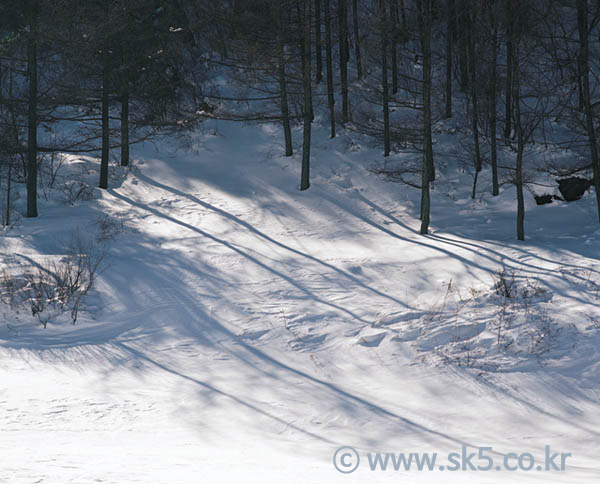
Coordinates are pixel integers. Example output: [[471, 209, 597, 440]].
[[1, 118, 599, 483]]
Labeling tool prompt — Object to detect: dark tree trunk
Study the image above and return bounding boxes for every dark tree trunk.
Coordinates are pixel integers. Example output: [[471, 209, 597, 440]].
[[5, 161, 11, 226], [26, 0, 39, 218], [578, 0, 600, 222], [513, 42, 524, 241], [445, 0, 453, 118], [301, 0, 312, 190], [325, 0, 336, 138], [277, 15, 293, 156], [489, 4, 499, 196], [99, 34, 110, 189], [457, 0, 469, 92], [338, 0, 349, 123], [504, 0, 513, 138], [315, 0, 323, 83], [352, 0, 362, 79], [380, 0, 390, 156], [399, 0, 408, 36], [468, 3, 482, 199], [390, 0, 399, 94], [418, 0, 433, 234], [120, 90, 129, 166]]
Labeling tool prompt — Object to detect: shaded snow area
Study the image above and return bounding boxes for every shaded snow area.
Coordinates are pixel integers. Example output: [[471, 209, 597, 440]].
[[1, 119, 600, 483]]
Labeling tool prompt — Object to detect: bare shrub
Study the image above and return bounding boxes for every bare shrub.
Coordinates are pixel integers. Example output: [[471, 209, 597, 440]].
[[0, 231, 105, 327], [95, 214, 124, 242], [39, 152, 66, 199], [62, 178, 95, 205], [528, 312, 559, 357], [493, 268, 517, 298]]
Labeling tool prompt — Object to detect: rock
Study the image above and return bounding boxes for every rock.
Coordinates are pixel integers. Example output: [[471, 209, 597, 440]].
[[557, 177, 593, 201], [534, 194, 554, 205]]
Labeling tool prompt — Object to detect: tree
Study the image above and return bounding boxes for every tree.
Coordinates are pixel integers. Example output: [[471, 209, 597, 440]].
[[26, 0, 39, 216], [338, 0, 349, 124], [577, 0, 600, 223], [325, 0, 336, 138], [301, 0, 312, 190], [380, 0, 391, 157], [352, 0, 363, 79], [418, 0, 433, 235]]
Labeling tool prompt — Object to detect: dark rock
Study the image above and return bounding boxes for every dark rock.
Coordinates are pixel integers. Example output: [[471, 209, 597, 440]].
[[534, 194, 554, 205], [557, 177, 593, 202]]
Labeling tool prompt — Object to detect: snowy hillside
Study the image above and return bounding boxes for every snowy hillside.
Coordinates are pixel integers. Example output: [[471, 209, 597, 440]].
[[1, 118, 599, 483]]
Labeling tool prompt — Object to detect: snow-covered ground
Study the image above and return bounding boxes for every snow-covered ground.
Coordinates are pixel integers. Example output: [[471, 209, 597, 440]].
[[1, 118, 599, 483]]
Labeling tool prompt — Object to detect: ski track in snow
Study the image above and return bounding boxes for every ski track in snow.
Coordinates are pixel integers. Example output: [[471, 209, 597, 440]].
[[1, 120, 599, 483]]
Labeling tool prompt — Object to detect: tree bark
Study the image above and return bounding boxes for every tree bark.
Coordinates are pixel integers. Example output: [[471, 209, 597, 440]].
[[5, 161, 11, 226], [315, 0, 323, 83], [468, 3, 482, 199], [325, 0, 336, 138], [578, 0, 600, 222], [301, 0, 312, 190], [445, 0, 453, 118], [99, 31, 110, 189], [338, 0, 349, 124], [390, 0, 399, 94], [352, 0, 362, 79], [457, 0, 469, 92], [26, 0, 39, 217], [120, 90, 129, 166], [490, 3, 499, 196], [380, 0, 390, 156], [504, 0, 513, 138], [513, 42, 524, 241], [399, 0, 408, 37], [277, 14, 293, 156], [418, 0, 433, 234]]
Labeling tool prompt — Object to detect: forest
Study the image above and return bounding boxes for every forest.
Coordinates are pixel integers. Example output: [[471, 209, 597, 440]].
[[2, 0, 599, 240]]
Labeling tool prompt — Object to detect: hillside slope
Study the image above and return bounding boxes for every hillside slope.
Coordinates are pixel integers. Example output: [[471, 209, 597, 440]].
[[1, 119, 599, 483]]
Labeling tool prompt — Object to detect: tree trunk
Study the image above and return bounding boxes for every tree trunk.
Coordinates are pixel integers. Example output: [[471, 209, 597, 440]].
[[352, 0, 362, 79], [120, 90, 129, 166], [504, 0, 513, 139], [490, 4, 499, 196], [457, 0, 469, 92], [419, 0, 433, 234], [315, 0, 323, 83], [468, 3, 482, 199], [399, 0, 408, 37], [26, 0, 39, 218], [99, 34, 110, 189], [277, 17, 293, 156], [513, 42, 524, 241], [5, 161, 11, 226], [445, 0, 453, 118], [390, 0, 399, 94], [338, 0, 349, 124], [325, 0, 336, 138], [578, 0, 600, 222], [301, 0, 312, 191], [380, 0, 391, 156]]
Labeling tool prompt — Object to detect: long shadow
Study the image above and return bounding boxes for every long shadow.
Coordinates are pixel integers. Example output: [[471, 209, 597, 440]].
[[115, 341, 337, 445], [108, 189, 371, 325], [134, 173, 414, 310], [427, 234, 599, 306], [356, 190, 599, 273], [107, 253, 600, 453], [337, 191, 600, 298], [432, 234, 600, 276], [115, 314, 491, 453], [318, 191, 486, 280], [466, 370, 600, 439]]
